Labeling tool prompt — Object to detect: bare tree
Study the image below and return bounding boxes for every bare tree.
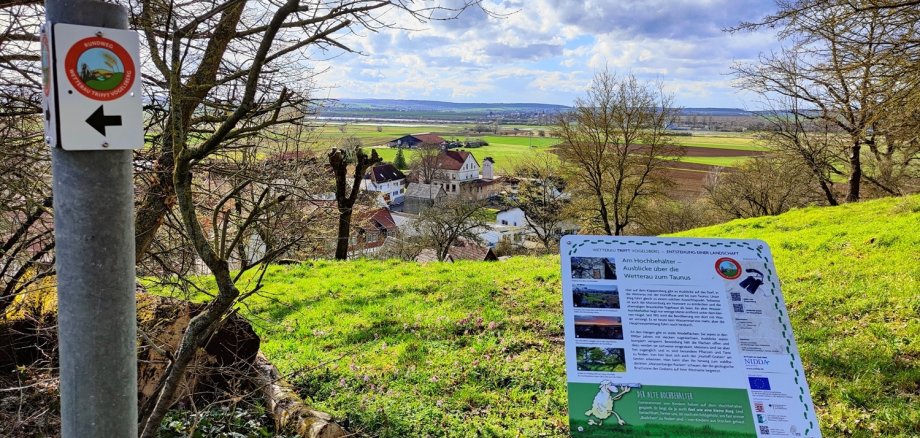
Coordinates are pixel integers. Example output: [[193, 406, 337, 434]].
[[505, 156, 569, 251], [556, 70, 683, 235], [732, 0, 920, 201], [753, 93, 843, 205], [409, 143, 446, 184], [0, 2, 52, 315], [705, 154, 824, 218], [634, 197, 722, 235], [413, 197, 489, 262]]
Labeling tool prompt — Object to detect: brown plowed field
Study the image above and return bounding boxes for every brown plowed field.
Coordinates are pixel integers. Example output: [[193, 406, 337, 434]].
[[629, 144, 764, 158], [663, 161, 724, 198], [680, 146, 765, 158]]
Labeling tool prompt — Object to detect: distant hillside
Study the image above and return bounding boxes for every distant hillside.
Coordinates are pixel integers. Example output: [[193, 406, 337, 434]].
[[335, 98, 570, 113], [212, 195, 919, 437], [317, 98, 757, 122]]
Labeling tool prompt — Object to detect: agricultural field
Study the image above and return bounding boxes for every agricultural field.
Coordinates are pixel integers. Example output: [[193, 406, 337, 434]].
[[183, 194, 920, 437], [306, 122, 764, 174]]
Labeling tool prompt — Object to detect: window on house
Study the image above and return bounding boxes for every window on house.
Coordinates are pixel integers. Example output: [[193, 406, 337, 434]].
[[501, 220, 508, 225]]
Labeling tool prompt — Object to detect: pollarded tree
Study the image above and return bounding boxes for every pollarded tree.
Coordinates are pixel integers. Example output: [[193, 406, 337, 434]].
[[328, 142, 382, 260], [556, 70, 683, 235]]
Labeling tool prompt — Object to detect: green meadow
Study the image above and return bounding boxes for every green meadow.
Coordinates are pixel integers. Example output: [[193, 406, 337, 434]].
[[177, 194, 920, 437]]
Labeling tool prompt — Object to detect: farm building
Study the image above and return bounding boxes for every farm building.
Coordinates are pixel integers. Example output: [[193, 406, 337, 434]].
[[387, 134, 446, 149], [404, 183, 447, 214]]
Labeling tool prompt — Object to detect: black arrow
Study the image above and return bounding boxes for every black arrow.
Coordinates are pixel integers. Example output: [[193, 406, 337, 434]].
[[85, 105, 122, 136]]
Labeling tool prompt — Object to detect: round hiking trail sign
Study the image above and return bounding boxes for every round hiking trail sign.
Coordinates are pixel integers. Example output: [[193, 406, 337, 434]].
[[715, 257, 742, 279], [63, 36, 135, 101]]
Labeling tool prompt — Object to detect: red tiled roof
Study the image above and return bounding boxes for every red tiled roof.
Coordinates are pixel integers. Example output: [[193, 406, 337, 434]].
[[355, 207, 397, 233], [369, 208, 397, 232], [436, 150, 473, 171], [448, 240, 497, 261], [413, 134, 445, 144]]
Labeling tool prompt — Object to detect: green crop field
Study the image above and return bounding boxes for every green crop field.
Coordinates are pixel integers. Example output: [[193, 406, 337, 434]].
[[675, 133, 766, 151], [677, 156, 751, 167], [177, 194, 920, 437]]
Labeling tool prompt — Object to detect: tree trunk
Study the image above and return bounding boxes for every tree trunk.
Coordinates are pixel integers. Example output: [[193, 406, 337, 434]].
[[597, 194, 613, 235], [135, 148, 176, 260], [253, 353, 346, 438], [846, 141, 862, 202], [334, 209, 352, 260]]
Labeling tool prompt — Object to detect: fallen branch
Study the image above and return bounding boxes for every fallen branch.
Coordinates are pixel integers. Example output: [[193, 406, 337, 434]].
[[252, 352, 346, 438]]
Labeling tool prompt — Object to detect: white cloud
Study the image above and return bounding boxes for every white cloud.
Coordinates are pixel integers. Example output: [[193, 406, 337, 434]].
[[307, 0, 782, 107]]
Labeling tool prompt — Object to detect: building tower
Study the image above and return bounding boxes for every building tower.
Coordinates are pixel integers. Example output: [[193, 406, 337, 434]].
[[482, 157, 494, 180]]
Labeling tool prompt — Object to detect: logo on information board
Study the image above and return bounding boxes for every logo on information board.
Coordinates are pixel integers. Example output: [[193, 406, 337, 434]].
[[63, 36, 135, 101], [715, 257, 742, 279]]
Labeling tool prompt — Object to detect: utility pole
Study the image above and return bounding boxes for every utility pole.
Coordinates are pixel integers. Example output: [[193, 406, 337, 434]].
[[44, 1, 138, 437]]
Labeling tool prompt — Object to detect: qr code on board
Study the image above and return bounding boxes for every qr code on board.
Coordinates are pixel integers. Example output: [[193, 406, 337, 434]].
[[733, 303, 744, 313], [759, 425, 770, 434], [731, 292, 742, 302]]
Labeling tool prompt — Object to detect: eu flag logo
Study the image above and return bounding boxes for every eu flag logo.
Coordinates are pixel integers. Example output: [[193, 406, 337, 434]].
[[749, 376, 771, 390]]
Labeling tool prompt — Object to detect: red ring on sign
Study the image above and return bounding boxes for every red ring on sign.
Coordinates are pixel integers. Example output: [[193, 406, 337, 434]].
[[715, 257, 742, 279], [63, 36, 135, 101]]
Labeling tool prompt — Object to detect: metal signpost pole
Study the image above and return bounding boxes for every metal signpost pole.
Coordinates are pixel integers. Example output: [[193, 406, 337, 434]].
[[45, 1, 138, 436]]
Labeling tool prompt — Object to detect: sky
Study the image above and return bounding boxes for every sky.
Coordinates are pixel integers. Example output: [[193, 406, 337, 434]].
[[311, 0, 783, 109]]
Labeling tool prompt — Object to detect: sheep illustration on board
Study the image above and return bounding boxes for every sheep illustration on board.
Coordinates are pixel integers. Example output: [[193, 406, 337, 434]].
[[584, 380, 631, 426]]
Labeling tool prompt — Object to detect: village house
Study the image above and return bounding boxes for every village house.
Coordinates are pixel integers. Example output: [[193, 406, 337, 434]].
[[476, 207, 530, 249], [361, 163, 406, 206], [428, 151, 501, 201], [349, 207, 399, 255]]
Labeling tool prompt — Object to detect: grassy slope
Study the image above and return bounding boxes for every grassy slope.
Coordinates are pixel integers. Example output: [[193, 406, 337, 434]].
[[224, 197, 918, 437], [232, 257, 568, 437]]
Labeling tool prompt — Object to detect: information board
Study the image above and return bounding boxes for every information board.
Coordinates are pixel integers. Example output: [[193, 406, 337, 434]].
[[561, 236, 820, 438]]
